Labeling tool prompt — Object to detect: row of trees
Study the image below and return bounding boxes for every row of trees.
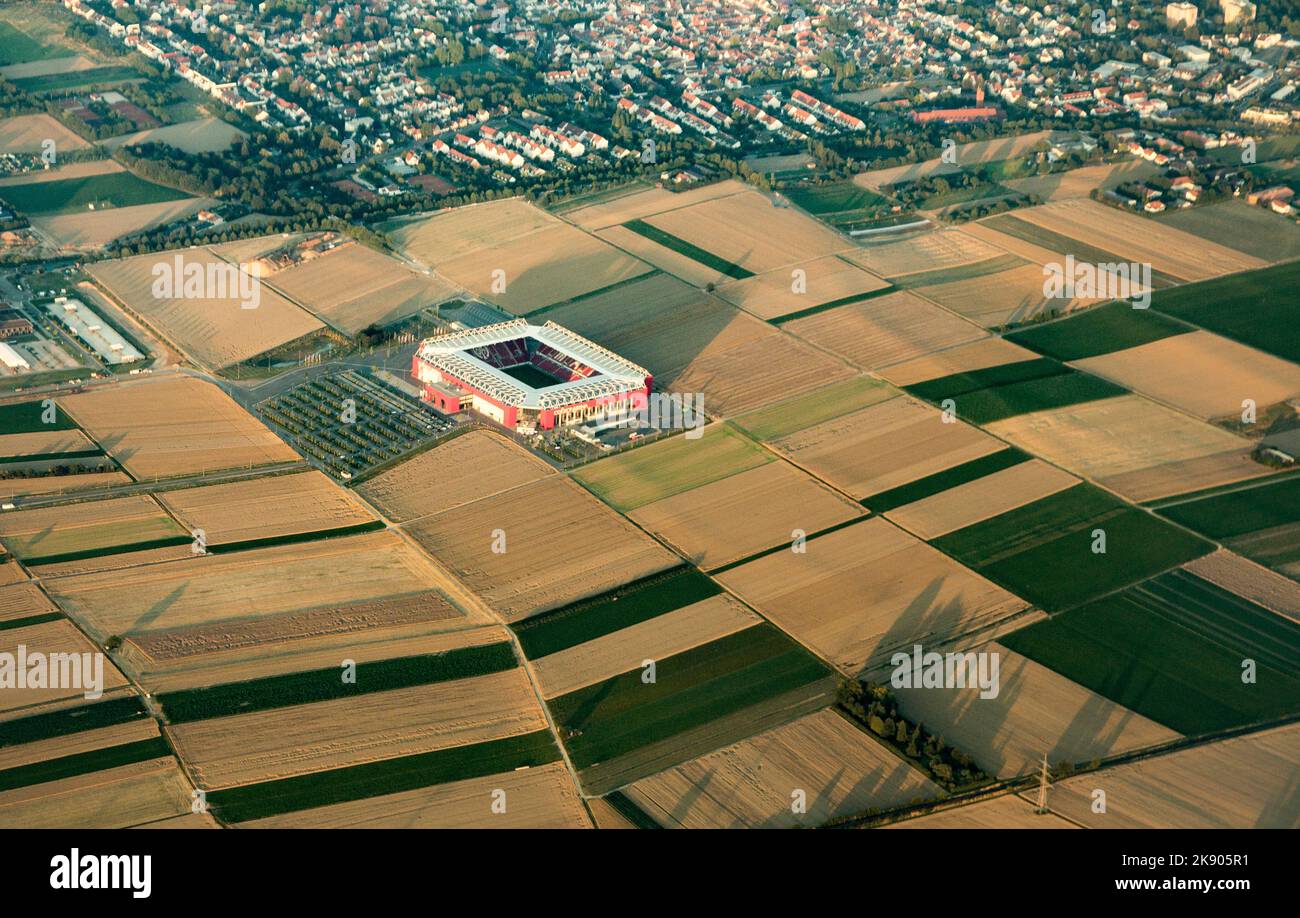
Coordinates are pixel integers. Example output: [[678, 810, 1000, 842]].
[[838, 679, 990, 792]]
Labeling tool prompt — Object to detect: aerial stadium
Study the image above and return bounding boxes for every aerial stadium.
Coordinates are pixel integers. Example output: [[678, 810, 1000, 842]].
[[411, 319, 653, 432]]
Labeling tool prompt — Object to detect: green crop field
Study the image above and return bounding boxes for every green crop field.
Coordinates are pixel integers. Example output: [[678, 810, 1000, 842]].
[[0, 696, 150, 748], [1150, 262, 1300, 364], [0, 737, 170, 793], [931, 368, 1127, 425], [784, 181, 891, 216], [622, 219, 755, 279], [1002, 569, 1300, 735], [1006, 301, 1193, 361], [549, 623, 830, 770], [12, 65, 143, 94], [1158, 475, 1300, 541], [1157, 475, 1300, 569], [573, 422, 770, 511], [0, 400, 78, 435], [865, 447, 1030, 512], [0, 22, 59, 65], [0, 171, 190, 217], [159, 643, 519, 723], [904, 356, 1068, 402], [513, 567, 720, 660], [784, 182, 887, 214], [934, 483, 1214, 611], [733, 375, 896, 441], [209, 730, 562, 823]]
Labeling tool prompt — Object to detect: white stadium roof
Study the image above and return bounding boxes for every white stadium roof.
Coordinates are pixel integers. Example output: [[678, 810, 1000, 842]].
[[416, 319, 650, 409]]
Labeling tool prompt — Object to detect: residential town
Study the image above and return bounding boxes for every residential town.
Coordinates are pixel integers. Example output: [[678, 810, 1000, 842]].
[[45, 0, 1297, 211]]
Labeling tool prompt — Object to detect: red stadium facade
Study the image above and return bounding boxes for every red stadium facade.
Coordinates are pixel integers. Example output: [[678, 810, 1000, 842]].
[[412, 319, 653, 432]]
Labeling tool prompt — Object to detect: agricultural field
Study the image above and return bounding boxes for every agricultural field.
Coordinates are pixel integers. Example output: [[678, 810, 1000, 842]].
[[634, 188, 853, 276], [256, 370, 454, 480], [560, 179, 748, 230], [0, 756, 193, 829], [61, 376, 299, 479], [1001, 568, 1300, 735], [844, 226, 1009, 279], [100, 117, 247, 155], [42, 528, 474, 644], [717, 517, 1029, 676], [1185, 549, 1300, 622], [33, 197, 210, 250], [357, 429, 552, 521], [884, 459, 1079, 541], [545, 273, 856, 416], [0, 716, 160, 777], [512, 567, 723, 660], [621, 219, 754, 280], [783, 180, 893, 231], [626, 708, 941, 828], [0, 114, 90, 154], [1155, 474, 1300, 576], [0, 581, 59, 625], [205, 730, 561, 823], [853, 131, 1054, 190], [782, 290, 987, 371], [771, 395, 1004, 499], [157, 470, 377, 547], [887, 794, 1076, 829], [629, 461, 866, 569], [125, 624, 511, 696], [168, 668, 546, 789], [1002, 159, 1159, 203], [714, 254, 890, 321], [0, 471, 132, 501], [0, 427, 99, 460], [403, 474, 677, 620], [156, 642, 517, 723], [0, 3, 77, 66], [909, 260, 1106, 328], [1149, 261, 1300, 365], [891, 640, 1179, 779], [242, 762, 589, 829], [0, 165, 189, 216], [88, 248, 322, 369], [266, 240, 458, 335], [573, 423, 771, 511], [933, 483, 1214, 613], [388, 198, 651, 314], [0, 619, 131, 716], [1005, 300, 1192, 361], [879, 336, 1039, 388], [1070, 330, 1300, 421], [1155, 200, 1300, 264], [11, 65, 143, 94], [985, 393, 1267, 502], [0, 494, 187, 565], [1042, 722, 1300, 828], [530, 593, 760, 699], [903, 357, 1128, 425], [982, 199, 1264, 284], [732, 374, 896, 441], [546, 622, 836, 794]]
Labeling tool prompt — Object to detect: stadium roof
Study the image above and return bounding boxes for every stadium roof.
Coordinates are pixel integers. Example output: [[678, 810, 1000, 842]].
[[416, 319, 651, 410]]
